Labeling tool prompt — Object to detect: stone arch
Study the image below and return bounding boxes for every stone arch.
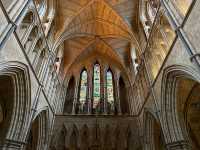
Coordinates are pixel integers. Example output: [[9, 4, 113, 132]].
[[26, 108, 49, 150], [161, 65, 200, 149], [143, 110, 165, 150], [0, 61, 31, 148], [63, 76, 75, 114]]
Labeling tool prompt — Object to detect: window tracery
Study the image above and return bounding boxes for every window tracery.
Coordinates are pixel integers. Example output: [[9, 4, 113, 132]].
[[65, 63, 129, 115]]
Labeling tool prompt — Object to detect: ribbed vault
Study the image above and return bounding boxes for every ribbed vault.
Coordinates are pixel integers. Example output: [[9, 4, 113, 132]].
[[55, 0, 140, 76]]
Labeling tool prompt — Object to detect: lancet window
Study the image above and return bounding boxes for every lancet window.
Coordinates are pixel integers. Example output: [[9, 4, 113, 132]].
[[79, 70, 88, 112], [64, 63, 130, 115], [106, 70, 115, 113]]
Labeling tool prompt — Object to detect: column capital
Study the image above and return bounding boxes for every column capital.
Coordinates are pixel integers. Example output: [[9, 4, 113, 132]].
[[0, 139, 26, 150], [165, 140, 191, 150]]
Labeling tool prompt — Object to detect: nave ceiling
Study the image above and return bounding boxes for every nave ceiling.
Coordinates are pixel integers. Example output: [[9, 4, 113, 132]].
[[54, 0, 140, 75]]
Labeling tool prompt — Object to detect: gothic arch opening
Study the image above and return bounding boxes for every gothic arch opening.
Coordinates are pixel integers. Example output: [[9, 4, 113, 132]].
[[119, 77, 129, 114], [0, 75, 14, 142], [176, 78, 200, 149], [26, 110, 48, 150], [0, 62, 31, 148], [144, 112, 165, 150], [64, 76, 75, 114], [161, 66, 200, 149]]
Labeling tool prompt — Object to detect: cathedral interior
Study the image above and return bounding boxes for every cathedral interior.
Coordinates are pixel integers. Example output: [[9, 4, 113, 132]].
[[0, 0, 200, 149]]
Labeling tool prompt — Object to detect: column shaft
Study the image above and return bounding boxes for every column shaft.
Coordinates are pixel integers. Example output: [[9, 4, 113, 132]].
[[87, 69, 93, 114], [100, 66, 106, 114], [114, 76, 121, 115], [72, 77, 80, 114]]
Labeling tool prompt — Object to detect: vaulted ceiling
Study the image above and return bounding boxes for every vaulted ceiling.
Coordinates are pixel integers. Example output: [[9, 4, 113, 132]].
[[55, 0, 140, 74]]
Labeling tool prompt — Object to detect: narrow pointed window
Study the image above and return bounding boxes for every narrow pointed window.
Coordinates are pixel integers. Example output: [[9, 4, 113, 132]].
[[106, 70, 115, 113], [93, 64, 101, 111], [79, 70, 88, 112]]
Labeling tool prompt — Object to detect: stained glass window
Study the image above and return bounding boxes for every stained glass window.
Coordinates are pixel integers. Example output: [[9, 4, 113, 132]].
[[79, 70, 87, 111], [106, 70, 114, 112], [93, 64, 100, 109]]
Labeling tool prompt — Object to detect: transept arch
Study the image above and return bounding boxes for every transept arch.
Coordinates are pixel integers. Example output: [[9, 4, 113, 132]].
[[0, 61, 31, 148], [144, 110, 165, 150], [161, 65, 200, 149]]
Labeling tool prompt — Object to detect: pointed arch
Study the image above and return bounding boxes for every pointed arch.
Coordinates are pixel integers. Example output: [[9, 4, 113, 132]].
[[78, 69, 88, 113], [161, 65, 200, 147], [106, 68, 115, 114], [63, 76, 75, 114], [0, 61, 31, 146]]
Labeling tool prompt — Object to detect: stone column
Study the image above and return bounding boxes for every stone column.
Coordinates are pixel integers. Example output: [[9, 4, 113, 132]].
[[126, 84, 132, 114], [100, 65, 107, 114], [87, 66, 93, 114], [72, 75, 80, 114], [114, 74, 121, 115]]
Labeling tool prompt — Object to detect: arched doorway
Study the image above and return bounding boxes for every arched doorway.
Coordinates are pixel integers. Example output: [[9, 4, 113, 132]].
[[119, 77, 129, 114], [26, 110, 48, 150], [161, 66, 200, 149], [64, 76, 75, 114], [0, 62, 31, 149]]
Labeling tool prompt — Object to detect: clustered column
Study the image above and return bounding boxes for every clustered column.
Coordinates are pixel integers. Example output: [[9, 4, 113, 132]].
[[114, 74, 122, 115], [100, 65, 107, 114], [87, 66, 93, 114], [72, 75, 80, 114]]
